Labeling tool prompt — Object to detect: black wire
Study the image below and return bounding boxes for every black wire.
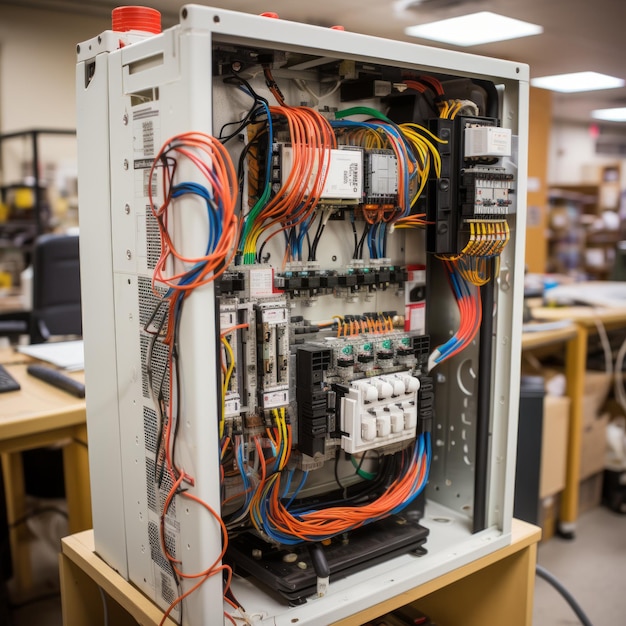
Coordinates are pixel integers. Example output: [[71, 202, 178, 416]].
[[535, 564, 594, 626], [219, 75, 269, 143], [351, 218, 359, 259], [356, 222, 370, 259], [289, 452, 398, 512], [169, 292, 185, 478], [334, 450, 346, 495], [355, 448, 380, 477], [309, 212, 327, 261], [223, 74, 270, 107]]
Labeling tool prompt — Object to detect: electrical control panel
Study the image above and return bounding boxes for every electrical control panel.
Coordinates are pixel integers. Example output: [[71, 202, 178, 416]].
[[76, 6, 528, 625]]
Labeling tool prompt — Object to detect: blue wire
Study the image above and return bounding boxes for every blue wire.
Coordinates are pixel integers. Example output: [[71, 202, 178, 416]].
[[285, 470, 309, 509]]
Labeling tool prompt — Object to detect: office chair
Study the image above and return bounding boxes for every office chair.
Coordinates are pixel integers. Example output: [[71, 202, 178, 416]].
[[24, 233, 82, 497], [30, 233, 82, 343]]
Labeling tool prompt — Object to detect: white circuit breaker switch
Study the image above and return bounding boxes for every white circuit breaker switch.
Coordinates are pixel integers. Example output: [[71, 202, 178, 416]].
[[465, 126, 512, 158], [340, 371, 419, 454]]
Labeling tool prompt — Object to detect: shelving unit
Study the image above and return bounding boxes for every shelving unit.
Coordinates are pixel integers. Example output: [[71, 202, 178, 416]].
[[548, 181, 622, 279], [0, 128, 76, 284]]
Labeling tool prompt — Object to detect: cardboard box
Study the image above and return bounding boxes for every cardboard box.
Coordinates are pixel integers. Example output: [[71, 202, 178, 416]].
[[538, 494, 559, 542], [578, 471, 603, 514], [540, 395, 570, 498], [579, 413, 610, 480], [582, 371, 612, 425]]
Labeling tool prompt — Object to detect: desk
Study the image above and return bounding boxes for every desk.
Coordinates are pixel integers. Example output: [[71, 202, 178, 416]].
[[530, 306, 626, 535], [0, 349, 91, 592], [59, 519, 541, 626]]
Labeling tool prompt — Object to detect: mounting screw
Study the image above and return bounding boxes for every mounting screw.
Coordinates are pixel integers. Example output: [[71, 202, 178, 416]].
[[231, 61, 242, 72], [123, 159, 129, 170], [332, 255, 337, 262], [124, 203, 131, 214], [123, 113, 128, 125], [126, 249, 132, 260]]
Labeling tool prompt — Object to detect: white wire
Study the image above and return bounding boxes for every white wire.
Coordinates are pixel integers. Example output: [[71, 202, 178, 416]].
[[98, 585, 110, 626], [294, 78, 342, 105], [593, 316, 613, 377], [614, 333, 626, 413]]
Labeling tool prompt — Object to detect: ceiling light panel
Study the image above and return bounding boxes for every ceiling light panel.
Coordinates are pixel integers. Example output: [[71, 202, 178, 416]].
[[404, 11, 543, 46], [531, 72, 625, 93], [592, 107, 626, 122]]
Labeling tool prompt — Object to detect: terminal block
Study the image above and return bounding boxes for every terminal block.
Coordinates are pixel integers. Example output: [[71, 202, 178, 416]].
[[296, 345, 333, 458]]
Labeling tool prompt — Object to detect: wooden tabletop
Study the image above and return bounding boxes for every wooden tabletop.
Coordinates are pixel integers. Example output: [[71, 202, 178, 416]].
[[531, 305, 626, 327], [521, 323, 578, 350], [0, 348, 85, 441]]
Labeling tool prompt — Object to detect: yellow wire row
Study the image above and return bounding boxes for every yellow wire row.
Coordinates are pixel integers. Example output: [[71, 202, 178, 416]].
[[455, 220, 510, 285]]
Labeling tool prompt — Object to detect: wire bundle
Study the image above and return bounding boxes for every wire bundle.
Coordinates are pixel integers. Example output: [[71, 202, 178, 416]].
[[148, 131, 239, 341], [145, 131, 242, 625], [333, 107, 445, 242], [333, 107, 414, 221], [250, 433, 431, 545], [428, 260, 483, 371], [335, 313, 395, 337], [240, 105, 336, 265], [456, 220, 510, 286]]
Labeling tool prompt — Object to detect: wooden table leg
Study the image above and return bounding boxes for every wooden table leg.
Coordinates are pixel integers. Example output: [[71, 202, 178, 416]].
[[1, 452, 32, 591], [62, 425, 92, 534], [559, 324, 587, 536]]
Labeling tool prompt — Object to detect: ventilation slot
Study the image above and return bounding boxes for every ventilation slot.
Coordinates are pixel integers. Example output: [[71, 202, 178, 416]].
[[148, 520, 172, 572], [146, 209, 162, 271], [143, 405, 158, 454], [140, 333, 170, 404]]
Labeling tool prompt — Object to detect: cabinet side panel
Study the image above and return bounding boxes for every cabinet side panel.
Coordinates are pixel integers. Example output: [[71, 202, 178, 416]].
[[76, 52, 128, 577]]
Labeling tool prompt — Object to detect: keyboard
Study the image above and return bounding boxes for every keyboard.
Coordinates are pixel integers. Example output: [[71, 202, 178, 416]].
[[0, 363, 20, 393]]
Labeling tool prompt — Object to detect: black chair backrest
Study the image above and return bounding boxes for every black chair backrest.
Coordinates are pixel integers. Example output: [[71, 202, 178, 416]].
[[31, 233, 81, 342]]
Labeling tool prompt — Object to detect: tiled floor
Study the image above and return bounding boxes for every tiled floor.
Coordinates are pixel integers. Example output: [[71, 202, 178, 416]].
[[4, 503, 625, 625]]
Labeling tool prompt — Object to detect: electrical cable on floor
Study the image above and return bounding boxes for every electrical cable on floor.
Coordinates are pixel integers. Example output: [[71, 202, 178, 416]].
[[97, 585, 110, 626], [535, 564, 594, 626]]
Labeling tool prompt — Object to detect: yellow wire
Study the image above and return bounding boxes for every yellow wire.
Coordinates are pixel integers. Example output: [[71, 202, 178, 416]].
[[220, 335, 235, 438]]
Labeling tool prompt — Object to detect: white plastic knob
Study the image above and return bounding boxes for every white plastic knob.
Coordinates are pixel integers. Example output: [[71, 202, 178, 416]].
[[402, 375, 420, 393], [375, 379, 394, 399], [376, 414, 391, 437], [389, 377, 406, 396], [390, 409, 404, 433], [403, 408, 417, 430], [361, 415, 376, 441]]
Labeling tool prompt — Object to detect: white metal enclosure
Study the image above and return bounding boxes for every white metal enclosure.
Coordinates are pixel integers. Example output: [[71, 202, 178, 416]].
[[76, 5, 528, 625]]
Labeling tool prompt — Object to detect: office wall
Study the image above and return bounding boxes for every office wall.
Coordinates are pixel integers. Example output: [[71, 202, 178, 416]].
[[548, 119, 626, 186], [0, 7, 108, 185], [0, 6, 108, 132]]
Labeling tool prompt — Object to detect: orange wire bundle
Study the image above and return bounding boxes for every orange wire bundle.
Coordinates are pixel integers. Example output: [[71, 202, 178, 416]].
[[241, 105, 337, 263], [148, 131, 239, 342]]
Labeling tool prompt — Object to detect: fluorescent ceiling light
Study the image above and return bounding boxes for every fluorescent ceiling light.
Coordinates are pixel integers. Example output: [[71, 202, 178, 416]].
[[531, 72, 625, 93], [592, 107, 626, 122], [404, 11, 543, 46]]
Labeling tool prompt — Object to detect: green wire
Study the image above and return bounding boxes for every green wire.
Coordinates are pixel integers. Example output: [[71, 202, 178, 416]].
[[350, 454, 376, 480], [335, 106, 392, 123]]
